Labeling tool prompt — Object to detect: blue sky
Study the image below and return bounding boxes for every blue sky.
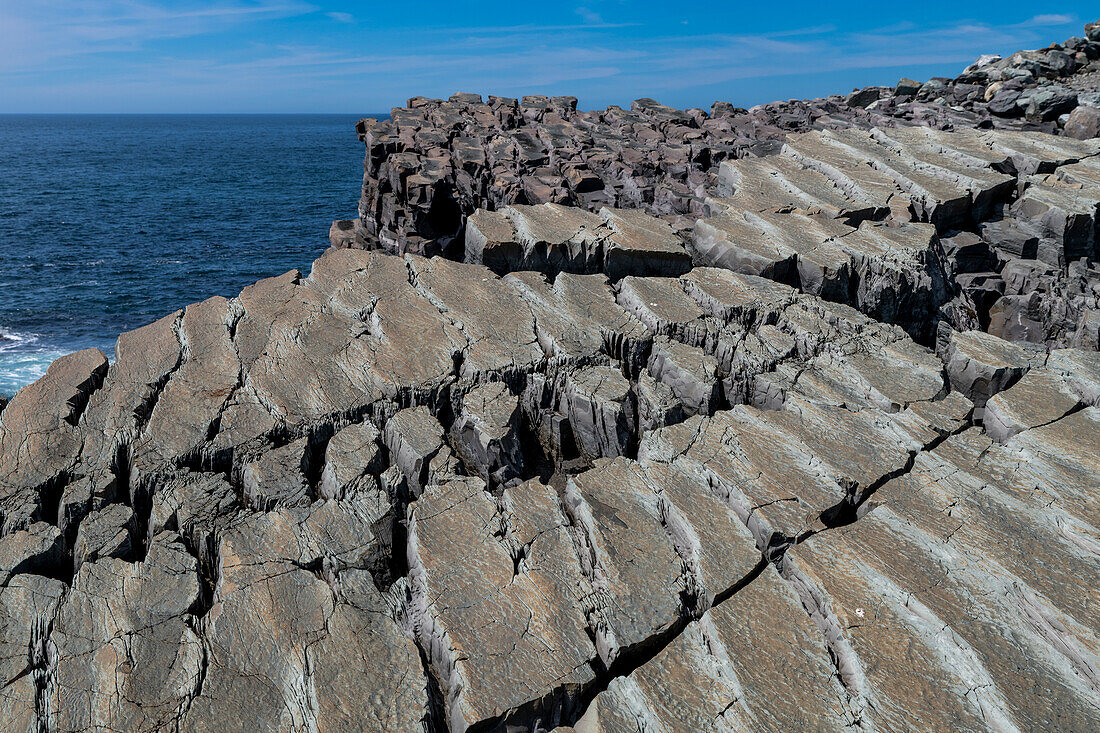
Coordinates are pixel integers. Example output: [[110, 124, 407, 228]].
[[0, 2, 1095, 113]]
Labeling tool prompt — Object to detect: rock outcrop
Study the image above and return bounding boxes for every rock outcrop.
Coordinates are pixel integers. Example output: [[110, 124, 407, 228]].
[[339, 25, 1100, 353], [3, 237, 1099, 729], [457, 127, 1100, 350], [343, 23, 1100, 259], [4, 18, 1100, 733]]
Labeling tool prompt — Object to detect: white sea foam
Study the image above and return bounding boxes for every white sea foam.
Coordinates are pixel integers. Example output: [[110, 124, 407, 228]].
[[0, 330, 67, 398], [0, 328, 116, 398], [0, 328, 37, 350]]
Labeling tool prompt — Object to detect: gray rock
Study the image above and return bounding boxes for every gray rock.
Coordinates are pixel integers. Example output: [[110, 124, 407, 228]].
[[0, 522, 63, 583], [72, 503, 135, 572], [319, 421, 383, 500], [384, 406, 445, 497], [241, 436, 311, 510], [558, 365, 635, 461], [1064, 104, 1100, 139], [0, 573, 67, 730], [49, 533, 202, 732], [983, 367, 1080, 442], [988, 88, 1024, 116], [409, 477, 597, 729], [1024, 87, 1078, 121], [943, 329, 1031, 409], [450, 381, 525, 485], [0, 348, 108, 531]]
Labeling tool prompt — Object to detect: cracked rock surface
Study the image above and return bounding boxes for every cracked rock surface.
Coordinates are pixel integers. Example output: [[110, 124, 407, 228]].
[[6, 22, 1100, 732], [3, 231, 1098, 729], [359, 118, 1100, 353]]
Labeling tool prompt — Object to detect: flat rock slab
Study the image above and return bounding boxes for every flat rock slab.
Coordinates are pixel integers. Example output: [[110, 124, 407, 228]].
[[983, 367, 1082, 441], [410, 477, 598, 729], [944, 329, 1033, 408], [787, 480, 1100, 732], [576, 566, 853, 732], [564, 458, 688, 665], [181, 510, 429, 732]]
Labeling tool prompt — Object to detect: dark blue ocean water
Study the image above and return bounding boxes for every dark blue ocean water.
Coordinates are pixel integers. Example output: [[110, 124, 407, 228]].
[[0, 114, 381, 397]]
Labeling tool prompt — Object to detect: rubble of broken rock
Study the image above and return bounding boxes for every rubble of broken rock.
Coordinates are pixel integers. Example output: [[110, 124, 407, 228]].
[[341, 22, 1100, 257], [4, 19, 1100, 733]]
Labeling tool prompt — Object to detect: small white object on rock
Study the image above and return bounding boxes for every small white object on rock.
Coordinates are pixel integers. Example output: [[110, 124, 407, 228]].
[[966, 54, 1002, 72]]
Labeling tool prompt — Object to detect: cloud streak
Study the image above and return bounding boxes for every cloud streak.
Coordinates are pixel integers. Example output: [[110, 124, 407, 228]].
[[0, 2, 1088, 112], [0, 1, 315, 69]]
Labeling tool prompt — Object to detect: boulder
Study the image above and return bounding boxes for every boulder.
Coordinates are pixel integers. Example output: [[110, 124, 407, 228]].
[[895, 78, 922, 97], [1064, 105, 1100, 139], [1024, 87, 1078, 121]]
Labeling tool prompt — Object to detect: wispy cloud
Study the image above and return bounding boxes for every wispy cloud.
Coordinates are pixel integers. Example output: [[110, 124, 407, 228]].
[[0, 1, 315, 69], [0, 3, 1088, 112], [1018, 14, 1075, 27], [420, 21, 640, 35], [575, 6, 604, 25]]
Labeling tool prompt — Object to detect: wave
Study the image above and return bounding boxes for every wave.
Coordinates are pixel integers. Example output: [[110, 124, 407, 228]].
[[0, 328, 117, 398], [0, 329, 65, 397], [0, 349, 69, 398], [0, 328, 39, 351]]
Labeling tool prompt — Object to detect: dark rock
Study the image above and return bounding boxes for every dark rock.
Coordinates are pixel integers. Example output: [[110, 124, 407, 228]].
[[1024, 87, 1078, 121], [845, 87, 882, 108], [988, 88, 1023, 116], [895, 78, 922, 97]]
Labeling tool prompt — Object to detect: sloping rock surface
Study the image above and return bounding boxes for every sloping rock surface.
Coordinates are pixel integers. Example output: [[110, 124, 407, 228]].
[[354, 109, 1100, 354], [3, 234, 1099, 729]]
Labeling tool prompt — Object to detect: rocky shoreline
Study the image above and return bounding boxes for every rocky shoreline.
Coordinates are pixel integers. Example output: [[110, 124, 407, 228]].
[[2, 20, 1100, 733]]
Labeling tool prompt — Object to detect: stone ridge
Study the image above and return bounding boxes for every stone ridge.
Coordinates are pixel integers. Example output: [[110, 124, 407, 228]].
[[3, 20, 1100, 733], [335, 25, 1100, 356], [458, 127, 1100, 351]]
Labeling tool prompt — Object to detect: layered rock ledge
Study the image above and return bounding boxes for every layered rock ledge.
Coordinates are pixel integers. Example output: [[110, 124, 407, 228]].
[[344, 22, 1100, 255], [2, 235, 1099, 730]]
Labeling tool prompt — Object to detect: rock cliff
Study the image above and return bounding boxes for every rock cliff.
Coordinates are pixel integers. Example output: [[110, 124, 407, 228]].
[[4, 20, 1100, 733]]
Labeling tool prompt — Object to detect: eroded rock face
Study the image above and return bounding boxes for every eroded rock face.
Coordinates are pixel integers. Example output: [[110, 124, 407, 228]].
[[3, 233, 1098, 730], [343, 20, 1100, 356], [6, 23, 1100, 731]]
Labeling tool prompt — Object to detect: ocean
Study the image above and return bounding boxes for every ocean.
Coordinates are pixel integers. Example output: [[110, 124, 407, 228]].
[[0, 114, 382, 398]]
